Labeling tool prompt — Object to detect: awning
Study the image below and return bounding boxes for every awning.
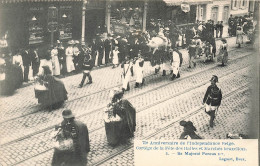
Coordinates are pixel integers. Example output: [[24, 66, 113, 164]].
[[0, 0, 81, 3], [163, 0, 213, 6]]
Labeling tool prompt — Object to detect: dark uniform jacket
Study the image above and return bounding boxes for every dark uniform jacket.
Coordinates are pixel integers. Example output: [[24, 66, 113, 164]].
[[203, 85, 222, 106], [21, 50, 31, 66]]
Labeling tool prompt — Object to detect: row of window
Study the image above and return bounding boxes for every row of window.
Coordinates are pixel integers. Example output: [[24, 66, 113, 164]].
[[232, 0, 248, 10]]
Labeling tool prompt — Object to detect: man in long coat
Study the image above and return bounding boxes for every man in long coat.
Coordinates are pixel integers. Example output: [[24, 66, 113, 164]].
[[52, 109, 90, 166], [21, 48, 31, 82]]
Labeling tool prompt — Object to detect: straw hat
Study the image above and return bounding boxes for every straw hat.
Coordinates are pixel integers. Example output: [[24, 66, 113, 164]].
[[68, 40, 75, 45]]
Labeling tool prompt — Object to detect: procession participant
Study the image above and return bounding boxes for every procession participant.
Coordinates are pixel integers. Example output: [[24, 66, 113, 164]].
[[179, 121, 202, 139], [52, 109, 90, 166], [65, 40, 75, 73], [217, 38, 228, 66], [170, 48, 181, 81], [30, 48, 40, 77], [97, 37, 104, 67], [78, 46, 93, 88], [134, 50, 145, 88], [152, 47, 162, 74], [204, 41, 213, 62], [188, 40, 197, 68], [112, 46, 120, 68], [236, 26, 245, 48], [0, 55, 22, 95], [38, 50, 53, 76], [202, 75, 222, 128], [215, 21, 220, 38], [121, 56, 133, 92], [51, 45, 60, 76], [35, 65, 67, 109], [73, 40, 80, 71], [21, 47, 31, 82], [57, 41, 66, 75], [90, 38, 97, 67], [161, 50, 172, 76], [104, 88, 136, 146], [104, 35, 112, 65], [219, 21, 224, 38]]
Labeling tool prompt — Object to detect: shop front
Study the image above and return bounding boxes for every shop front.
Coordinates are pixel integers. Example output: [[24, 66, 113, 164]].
[[0, 0, 82, 50], [108, 0, 146, 36]]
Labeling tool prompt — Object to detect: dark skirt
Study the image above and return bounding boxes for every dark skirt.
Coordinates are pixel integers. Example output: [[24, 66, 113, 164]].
[[35, 75, 68, 107], [0, 65, 23, 95]]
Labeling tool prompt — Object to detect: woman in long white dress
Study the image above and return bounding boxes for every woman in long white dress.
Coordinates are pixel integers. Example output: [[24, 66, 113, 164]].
[[236, 26, 245, 48], [65, 41, 75, 73], [112, 46, 119, 68], [51, 46, 60, 76]]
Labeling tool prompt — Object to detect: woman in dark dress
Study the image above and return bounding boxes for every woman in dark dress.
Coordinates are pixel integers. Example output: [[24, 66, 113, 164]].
[[35, 65, 68, 109], [0, 54, 23, 95], [104, 88, 136, 146]]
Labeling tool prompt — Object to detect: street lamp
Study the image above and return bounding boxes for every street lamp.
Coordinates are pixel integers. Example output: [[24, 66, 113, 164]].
[[82, 0, 87, 45]]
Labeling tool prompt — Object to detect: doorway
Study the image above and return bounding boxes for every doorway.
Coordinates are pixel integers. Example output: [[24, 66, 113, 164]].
[[223, 6, 229, 24], [211, 7, 218, 23]]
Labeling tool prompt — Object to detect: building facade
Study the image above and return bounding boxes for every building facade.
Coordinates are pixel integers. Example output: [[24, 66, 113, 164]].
[[230, 0, 250, 16], [205, 0, 231, 24], [0, 0, 82, 49]]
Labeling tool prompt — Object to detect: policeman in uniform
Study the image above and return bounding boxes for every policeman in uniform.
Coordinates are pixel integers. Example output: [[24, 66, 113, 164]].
[[202, 75, 222, 127], [78, 46, 93, 88]]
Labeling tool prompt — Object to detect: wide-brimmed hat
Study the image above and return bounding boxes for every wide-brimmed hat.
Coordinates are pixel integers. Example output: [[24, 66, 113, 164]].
[[210, 75, 218, 83], [62, 109, 75, 119], [68, 40, 75, 45]]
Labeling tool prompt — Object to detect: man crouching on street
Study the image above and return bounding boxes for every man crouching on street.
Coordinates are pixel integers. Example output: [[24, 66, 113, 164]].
[[202, 75, 222, 127]]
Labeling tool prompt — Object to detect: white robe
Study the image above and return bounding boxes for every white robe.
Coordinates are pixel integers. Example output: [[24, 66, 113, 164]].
[[172, 51, 180, 75], [121, 62, 133, 90], [112, 50, 119, 65], [135, 58, 144, 83]]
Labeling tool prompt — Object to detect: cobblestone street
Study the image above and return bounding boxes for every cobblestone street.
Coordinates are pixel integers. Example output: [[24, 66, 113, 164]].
[[0, 37, 257, 166]]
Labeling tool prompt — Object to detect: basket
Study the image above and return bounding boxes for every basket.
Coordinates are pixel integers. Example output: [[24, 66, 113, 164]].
[[104, 120, 123, 146]]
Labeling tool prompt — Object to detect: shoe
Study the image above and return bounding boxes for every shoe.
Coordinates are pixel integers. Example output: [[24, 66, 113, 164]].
[[134, 83, 139, 88], [162, 70, 166, 76], [78, 85, 83, 88], [171, 74, 176, 81], [176, 73, 180, 78]]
